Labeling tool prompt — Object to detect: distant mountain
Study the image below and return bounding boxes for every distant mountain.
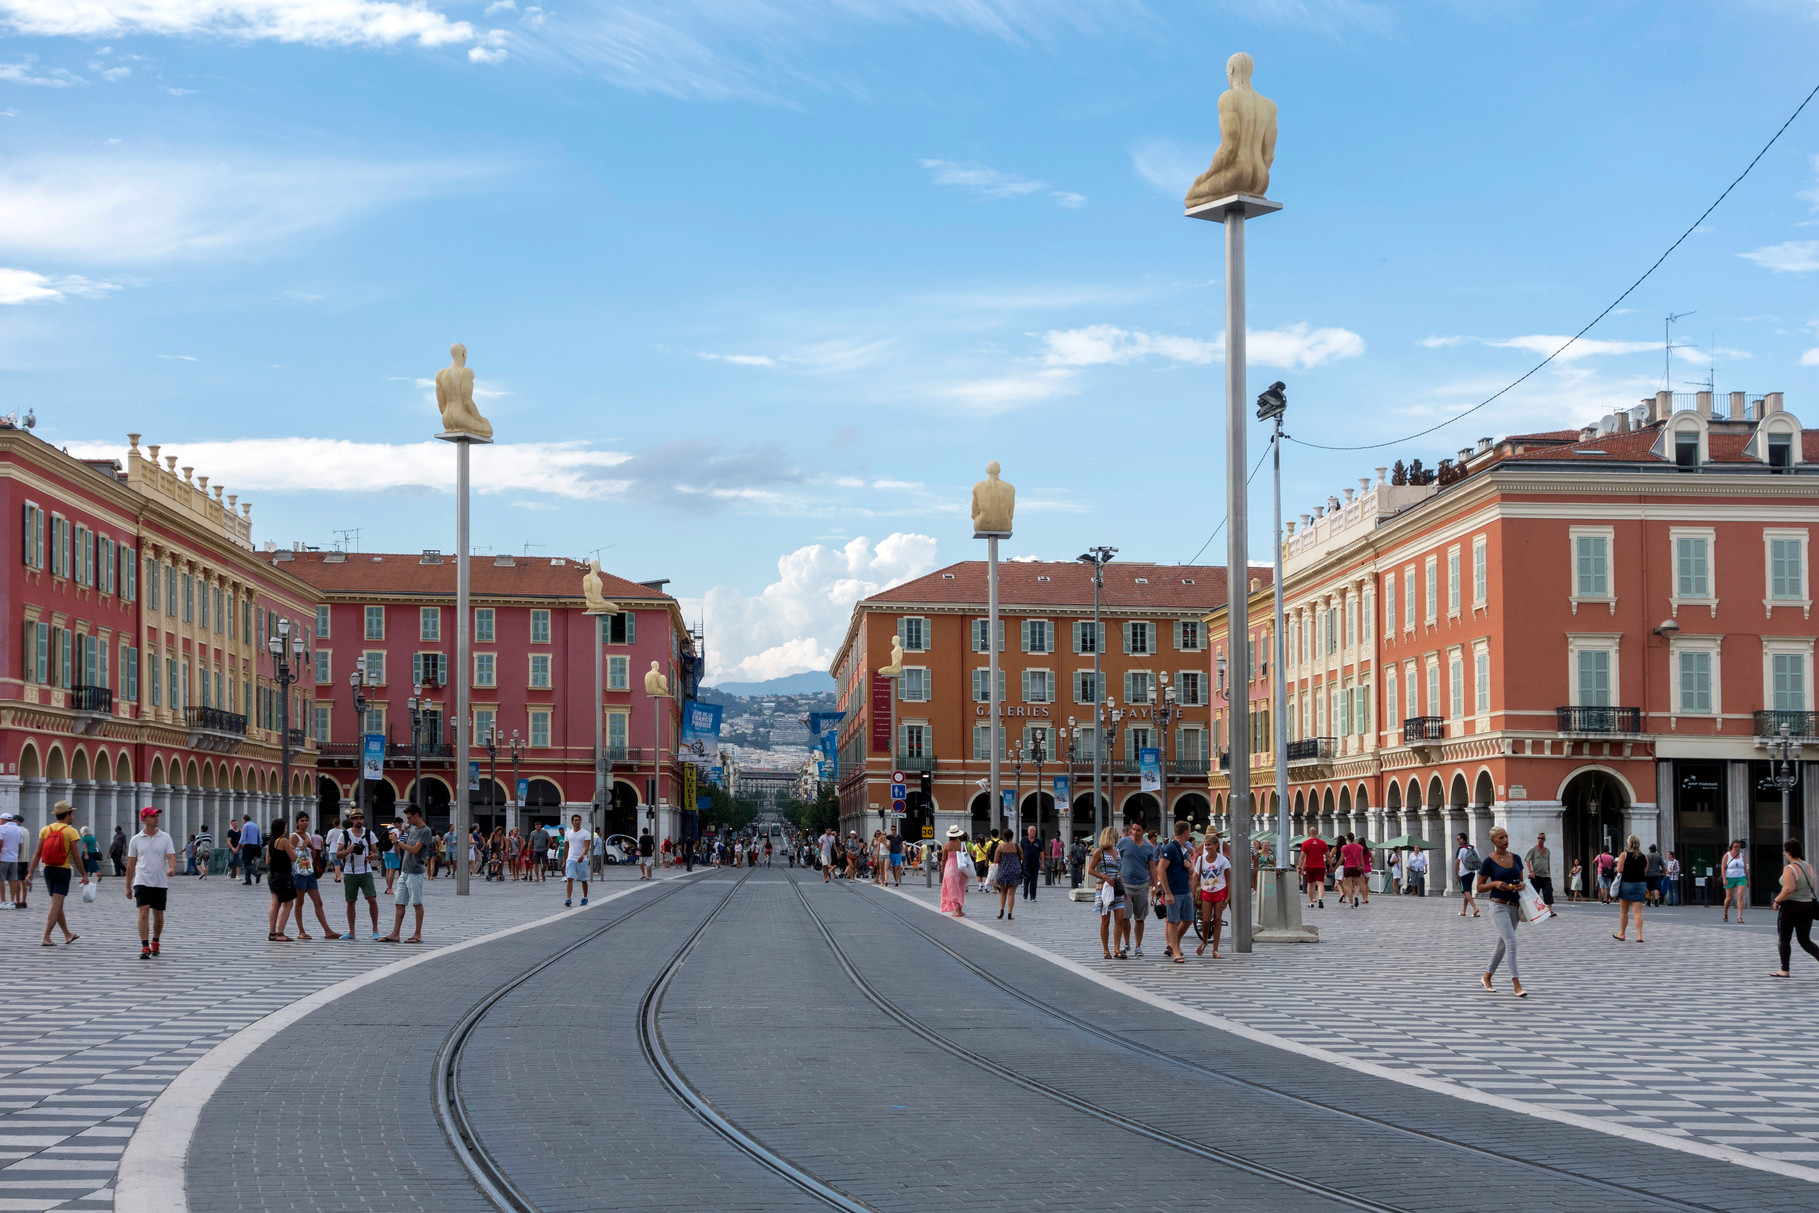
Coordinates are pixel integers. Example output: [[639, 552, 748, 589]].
[[707, 671, 836, 697]]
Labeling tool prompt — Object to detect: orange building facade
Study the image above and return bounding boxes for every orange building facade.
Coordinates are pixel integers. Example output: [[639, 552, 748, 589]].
[[1207, 392, 1819, 904], [829, 561, 1241, 843]]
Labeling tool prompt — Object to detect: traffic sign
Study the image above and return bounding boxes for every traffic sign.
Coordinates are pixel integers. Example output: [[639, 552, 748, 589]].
[[892, 770, 905, 785], [891, 797, 906, 812], [890, 782, 907, 799]]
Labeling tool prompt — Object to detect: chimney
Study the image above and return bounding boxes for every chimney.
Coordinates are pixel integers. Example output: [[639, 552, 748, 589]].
[[1476, 437, 1492, 453], [1729, 391, 1747, 420], [1615, 412, 1630, 433], [1458, 448, 1472, 462], [1655, 390, 1673, 422], [1696, 391, 1713, 418], [1766, 391, 1785, 415]]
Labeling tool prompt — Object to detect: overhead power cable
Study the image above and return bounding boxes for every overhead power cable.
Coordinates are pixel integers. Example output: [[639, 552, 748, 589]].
[[1286, 79, 1819, 454], [1181, 439, 1273, 566]]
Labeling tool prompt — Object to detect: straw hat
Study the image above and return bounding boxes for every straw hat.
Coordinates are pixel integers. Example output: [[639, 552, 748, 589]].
[[946, 824, 963, 838]]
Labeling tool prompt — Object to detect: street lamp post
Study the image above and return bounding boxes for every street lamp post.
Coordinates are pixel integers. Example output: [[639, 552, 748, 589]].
[[509, 729, 523, 834], [1156, 675, 1175, 831], [407, 683, 424, 817], [1099, 697, 1123, 826], [1031, 730, 1046, 841], [1773, 722, 1802, 860], [1258, 380, 1292, 880], [349, 661, 369, 825], [1216, 652, 1228, 831], [1077, 546, 1116, 839], [267, 617, 308, 827], [1009, 739, 1023, 838], [1063, 721, 1078, 841], [484, 723, 499, 841]]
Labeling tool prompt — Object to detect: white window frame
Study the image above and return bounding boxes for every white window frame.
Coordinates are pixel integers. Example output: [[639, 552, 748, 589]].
[[529, 653, 552, 689], [1473, 641, 1490, 723], [474, 652, 496, 688], [364, 604, 385, 640], [1177, 670, 1204, 706], [1124, 620, 1154, 656], [1020, 619, 1053, 655], [1425, 659, 1440, 721], [1669, 527, 1718, 618], [530, 608, 551, 644], [1404, 663, 1417, 725], [1668, 636, 1722, 719], [1446, 545, 1462, 618], [529, 709, 552, 748], [1763, 638, 1816, 714], [1472, 535, 1488, 608], [1448, 649, 1464, 720], [1565, 633, 1622, 708], [1361, 590, 1373, 644], [608, 655, 629, 691], [1568, 525, 1616, 616], [1125, 669, 1154, 705], [420, 606, 440, 641], [1383, 674, 1397, 741], [1764, 528, 1812, 619], [1021, 667, 1052, 704], [1424, 557, 1438, 625], [475, 608, 496, 643], [315, 604, 331, 638], [1383, 574, 1396, 637], [1402, 568, 1415, 632], [1073, 669, 1098, 705], [899, 615, 930, 652], [899, 666, 930, 702]]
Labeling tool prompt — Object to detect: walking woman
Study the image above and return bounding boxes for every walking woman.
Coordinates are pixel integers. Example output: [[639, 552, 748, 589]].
[[1721, 839, 1749, 922], [1770, 837, 1819, 978], [939, 826, 969, 917], [994, 831, 1022, 920], [1613, 835, 1648, 942], [1088, 826, 1125, 959], [1475, 826, 1528, 997], [266, 818, 298, 941]]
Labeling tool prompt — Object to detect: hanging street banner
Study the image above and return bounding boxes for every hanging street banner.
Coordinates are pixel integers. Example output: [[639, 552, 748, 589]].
[[1054, 774, 1070, 803], [468, 760, 481, 792], [1138, 747, 1162, 792], [807, 710, 846, 736], [822, 731, 839, 781], [361, 733, 385, 782], [708, 766, 724, 787], [515, 777, 529, 806], [679, 699, 723, 766]]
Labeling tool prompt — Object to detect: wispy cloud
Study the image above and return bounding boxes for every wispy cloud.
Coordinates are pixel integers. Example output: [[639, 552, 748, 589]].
[[696, 351, 777, 367], [157, 353, 198, 361], [0, 0, 477, 47], [1487, 334, 1662, 362], [940, 367, 1077, 410], [919, 158, 1083, 207], [1129, 136, 1210, 196], [0, 154, 492, 262], [1739, 240, 1819, 274], [1801, 348, 1819, 367], [1040, 322, 1364, 370], [0, 55, 81, 85], [0, 267, 119, 304]]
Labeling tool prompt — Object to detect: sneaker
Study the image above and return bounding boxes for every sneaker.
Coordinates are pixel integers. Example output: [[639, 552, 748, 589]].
[[1353, 896, 1360, 908], [140, 945, 151, 960], [564, 898, 572, 908], [1134, 946, 1144, 958], [150, 940, 161, 956], [1318, 898, 1325, 908], [580, 897, 588, 906]]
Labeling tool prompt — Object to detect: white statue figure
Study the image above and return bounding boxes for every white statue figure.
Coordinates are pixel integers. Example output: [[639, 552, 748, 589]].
[[644, 661, 669, 697], [1185, 52, 1277, 208], [581, 560, 616, 615], [435, 343, 494, 440], [970, 461, 1015, 536], [878, 635, 905, 677]]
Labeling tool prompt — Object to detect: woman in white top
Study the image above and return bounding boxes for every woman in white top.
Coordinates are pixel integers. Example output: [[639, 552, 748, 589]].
[[1194, 833, 1232, 958], [1721, 839, 1749, 923]]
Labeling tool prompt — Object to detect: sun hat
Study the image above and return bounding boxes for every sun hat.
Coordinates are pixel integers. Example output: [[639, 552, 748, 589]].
[[53, 800, 74, 818], [946, 824, 963, 838]]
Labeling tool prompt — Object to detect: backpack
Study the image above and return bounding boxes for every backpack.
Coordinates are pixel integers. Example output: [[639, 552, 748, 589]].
[[376, 827, 394, 853], [41, 825, 70, 867], [1461, 845, 1481, 873]]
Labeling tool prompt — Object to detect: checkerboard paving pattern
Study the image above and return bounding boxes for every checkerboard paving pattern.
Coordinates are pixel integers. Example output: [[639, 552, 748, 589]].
[[0, 866, 659, 1211], [885, 875, 1819, 1169]]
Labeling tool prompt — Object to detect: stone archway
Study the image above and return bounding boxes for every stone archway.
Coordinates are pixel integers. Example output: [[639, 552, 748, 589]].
[[1122, 792, 1160, 833]]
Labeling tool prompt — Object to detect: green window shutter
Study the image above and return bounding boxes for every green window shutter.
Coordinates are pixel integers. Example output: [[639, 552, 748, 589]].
[[1172, 620, 1183, 650], [1019, 620, 1030, 652]]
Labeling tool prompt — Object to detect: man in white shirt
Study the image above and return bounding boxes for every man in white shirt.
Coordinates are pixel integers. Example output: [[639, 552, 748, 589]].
[[333, 811, 383, 939], [1406, 848, 1428, 897], [0, 813, 27, 909], [819, 828, 837, 884], [125, 808, 177, 959], [563, 813, 591, 908]]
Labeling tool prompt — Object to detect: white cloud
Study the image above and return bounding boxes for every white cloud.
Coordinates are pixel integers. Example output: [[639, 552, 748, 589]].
[[697, 351, 777, 367], [940, 367, 1076, 410], [0, 267, 118, 303], [1486, 334, 1661, 362], [468, 44, 507, 63], [0, 0, 475, 47], [1040, 321, 1363, 370], [157, 353, 197, 361], [63, 437, 631, 500], [1740, 241, 1819, 273], [1250, 322, 1366, 368], [1050, 191, 1086, 208], [0, 154, 488, 262], [920, 158, 1046, 199], [484, 0, 516, 11], [1801, 348, 1819, 367], [0, 56, 81, 85], [1129, 136, 1210, 196], [697, 532, 938, 682], [1419, 334, 1470, 348]]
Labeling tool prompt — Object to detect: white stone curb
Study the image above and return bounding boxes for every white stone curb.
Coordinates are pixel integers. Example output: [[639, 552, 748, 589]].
[[878, 883, 1819, 1186], [117, 870, 698, 1213]]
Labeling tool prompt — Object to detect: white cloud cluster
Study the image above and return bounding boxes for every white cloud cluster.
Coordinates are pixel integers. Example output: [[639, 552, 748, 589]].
[[695, 532, 938, 682], [1739, 241, 1819, 274], [920, 158, 1084, 208], [0, 267, 118, 304], [0, 55, 81, 85], [1040, 321, 1363, 370], [0, 0, 476, 46]]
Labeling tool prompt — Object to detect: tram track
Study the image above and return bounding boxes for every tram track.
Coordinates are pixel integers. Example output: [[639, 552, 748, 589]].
[[842, 879, 1730, 1213]]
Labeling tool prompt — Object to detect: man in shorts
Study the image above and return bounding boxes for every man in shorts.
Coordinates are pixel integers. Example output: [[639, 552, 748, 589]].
[[380, 804, 432, 944], [887, 828, 903, 886], [819, 827, 837, 883], [1115, 822, 1157, 958], [332, 811, 382, 939], [564, 813, 591, 906], [636, 828, 655, 880], [30, 801, 88, 945], [124, 807, 177, 958], [1299, 833, 1330, 909], [1156, 820, 1198, 962], [0, 812, 27, 909]]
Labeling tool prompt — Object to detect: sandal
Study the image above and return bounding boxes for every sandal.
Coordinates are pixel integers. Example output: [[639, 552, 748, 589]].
[[1771, 970, 1791, 978], [1172, 954, 1186, 965], [1612, 933, 1625, 941]]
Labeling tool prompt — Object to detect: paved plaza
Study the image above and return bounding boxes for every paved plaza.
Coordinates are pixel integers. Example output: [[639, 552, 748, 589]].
[[885, 871, 1819, 1170], [0, 865, 671, 1212]]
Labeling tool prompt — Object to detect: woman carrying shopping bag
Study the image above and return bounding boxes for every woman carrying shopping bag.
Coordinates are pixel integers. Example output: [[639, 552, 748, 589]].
[[1475, 826, 1529, 998]]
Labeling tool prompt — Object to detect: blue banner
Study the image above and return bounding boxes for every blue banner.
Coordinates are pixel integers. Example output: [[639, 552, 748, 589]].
[[1138, 747, 1161, 792], [807, 710, 847, 735], [468, 760, 480, 792], [708, 766, 723, 786], [361, 733, 385, 781], [679, 699, 723, 764], [822, 730, 839, 781]]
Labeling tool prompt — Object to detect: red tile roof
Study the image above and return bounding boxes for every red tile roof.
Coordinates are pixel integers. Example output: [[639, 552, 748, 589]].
[[863, 561, 1267, 611], [273, 550, 673, 603], [1497, 424, 1818, 465]]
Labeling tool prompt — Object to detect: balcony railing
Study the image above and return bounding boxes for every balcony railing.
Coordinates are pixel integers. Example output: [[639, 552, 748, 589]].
[[316, 741, 358, 759], [287, 728, 308, 748], [1285, 737, 1335, 765], [1556, 706, 1642, 735], [1402, 716, 1445, 744], [1755, 710, 1819, 740], [71, 684, 113, 713], [894, 754, 936, 773], [1170, 757, 1211, 776], [186, 706, 248, 736]]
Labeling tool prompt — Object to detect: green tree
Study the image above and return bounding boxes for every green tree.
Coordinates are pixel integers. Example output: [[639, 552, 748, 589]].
[[699, 783, 757, 834]]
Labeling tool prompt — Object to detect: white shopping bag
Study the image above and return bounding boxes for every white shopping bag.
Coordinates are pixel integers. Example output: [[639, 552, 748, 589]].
[[81, 881, 98, 904], [1516, 876, 1551, 923]]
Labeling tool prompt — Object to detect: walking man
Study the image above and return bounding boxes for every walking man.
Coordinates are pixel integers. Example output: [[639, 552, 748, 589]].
[[332, 811, 382, 939], [637, 827, 654, 880], [1020, 825, 1042, 901], [108, 825, 127, 876], [564, 813, 591, 906], [819, 827, 837, 883], [0, 812, 27, 909], [1524, 832, 1554, 909], [238, 814, 263, 885], [379, 804, 432, 944], [1299, 833, 1330, 909], [124, 807, 177, 958], [30, 801, 87, 945]]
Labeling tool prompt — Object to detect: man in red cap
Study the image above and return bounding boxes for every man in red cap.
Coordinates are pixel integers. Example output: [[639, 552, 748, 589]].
[[125, 807, 177, 959]]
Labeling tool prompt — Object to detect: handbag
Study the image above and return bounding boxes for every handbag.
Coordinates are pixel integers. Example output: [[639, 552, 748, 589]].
[[956, 848, 976, 878]]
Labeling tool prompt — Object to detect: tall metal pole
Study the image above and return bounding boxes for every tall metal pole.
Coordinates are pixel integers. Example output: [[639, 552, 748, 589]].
[[1224, 208, 1253, 953], [988, 536, 1002, 833], [594, 618, 605, 844], [454, 439, 471, 895], [1272, 417, 1290, 870], [1092, 564, 1104, 839]]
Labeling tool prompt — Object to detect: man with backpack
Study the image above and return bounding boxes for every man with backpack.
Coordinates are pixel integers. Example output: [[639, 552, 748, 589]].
[[1595, 846, 1617, 904], [333, 811, 383, 939], [1456, 832, 1482, 917], [194, 825, 213, 880], [30, 801, 87, 946]]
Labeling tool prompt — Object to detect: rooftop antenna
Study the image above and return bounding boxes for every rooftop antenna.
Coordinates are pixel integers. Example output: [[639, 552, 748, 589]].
[[521, 541, 545, 557], [332, 527, 362, 553], [1663, 311, 1695, 392]]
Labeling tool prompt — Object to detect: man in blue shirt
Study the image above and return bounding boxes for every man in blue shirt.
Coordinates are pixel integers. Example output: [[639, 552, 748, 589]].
[[1157, 820, 1198, 962], [1019, 826, 1043, 901], [1116, 823, 1158, 958], [238, 816, 263, 886]]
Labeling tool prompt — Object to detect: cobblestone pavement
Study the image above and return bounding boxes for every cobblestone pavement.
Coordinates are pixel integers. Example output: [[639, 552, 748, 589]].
[[0, 863, 671, 1212], [882, 871, 1819, 1169]]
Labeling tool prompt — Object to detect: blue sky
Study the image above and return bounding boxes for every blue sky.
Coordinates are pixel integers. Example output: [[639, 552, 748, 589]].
[[6, 0, 1819, 680]]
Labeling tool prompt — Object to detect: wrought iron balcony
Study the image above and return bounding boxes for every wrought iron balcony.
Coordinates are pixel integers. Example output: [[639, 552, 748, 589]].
[[186, 706, 248, 736], [1755, 710, 1819, 741], [316, 741, 358, 760], [1285, 737, 1335, 765], [1402, 716, 1445, 744], [287, 728, 308, 748], [71, 684, 113, 713], [1556, 706, 1642, 735], [1170, 757, 1211, 776], [893, 754, 936, 773]]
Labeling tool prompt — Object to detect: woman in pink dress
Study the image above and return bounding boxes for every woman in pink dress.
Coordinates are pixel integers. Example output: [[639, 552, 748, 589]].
[[940, 825, 969, 917]]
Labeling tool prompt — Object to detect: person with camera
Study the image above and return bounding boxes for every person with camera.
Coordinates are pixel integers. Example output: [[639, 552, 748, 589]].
[[331, 811, 382, 940]]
